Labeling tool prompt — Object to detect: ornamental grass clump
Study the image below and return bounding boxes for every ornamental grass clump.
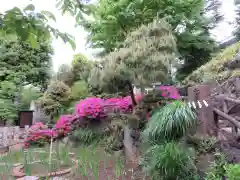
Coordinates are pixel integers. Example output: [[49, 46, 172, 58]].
[[141, 100, 199, 180], [143, 100, 197, 144], [141, 142, 198, 180]]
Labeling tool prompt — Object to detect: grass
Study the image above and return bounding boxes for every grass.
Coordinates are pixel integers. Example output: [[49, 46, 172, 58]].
[[0, 141, 127, 179]]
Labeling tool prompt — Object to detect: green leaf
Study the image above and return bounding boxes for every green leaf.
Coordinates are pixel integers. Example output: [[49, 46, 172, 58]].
[[24, 4, 35, 12], [40, 11, 56, 22], [68, 38, 76, 50], [28, 33, 38, 48], [15, 20, 28, 41]]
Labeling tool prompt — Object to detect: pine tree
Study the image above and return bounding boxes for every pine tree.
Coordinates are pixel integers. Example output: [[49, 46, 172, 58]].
[[89, 18, 177, 97]]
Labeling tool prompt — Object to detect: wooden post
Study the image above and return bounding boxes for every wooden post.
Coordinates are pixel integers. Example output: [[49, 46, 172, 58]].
[[188, 85, 218, 137]]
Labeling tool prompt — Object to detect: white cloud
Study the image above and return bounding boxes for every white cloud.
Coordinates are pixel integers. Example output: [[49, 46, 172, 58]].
[[0, 0, 237, 71]]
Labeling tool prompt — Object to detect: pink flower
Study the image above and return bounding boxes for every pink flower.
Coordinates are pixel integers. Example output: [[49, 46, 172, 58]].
[[159, 86, 180, 99]]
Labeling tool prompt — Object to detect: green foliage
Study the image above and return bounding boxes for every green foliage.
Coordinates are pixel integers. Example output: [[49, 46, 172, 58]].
[[225, 164, 240, 180], [56, 0, 94, 24], [0, 98, 17, 123], [0, 4, 76, 49], [143, 101, 197, 144], [0, 81, 18, 123], [140, 142, 199, 180], [0, 40, 52, 123], [19, 86, 42, 110], [70, 80, 89, 101], [55, 64, 74, 86], [69, 128, 101, 146], [183, 42, 240, 85], [207, 155, 240, 180], [206, 152, 227, 180], [67, 0, 221, 79], [186, 136, 217, 155], [71, 53, 93, 82], [89, 19, 177, 93], [0, 40, 53, 90], [37, 80, 71, 121]]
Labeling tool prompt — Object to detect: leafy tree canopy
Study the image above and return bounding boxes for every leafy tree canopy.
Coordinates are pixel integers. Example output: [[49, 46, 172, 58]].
[[55, 64, 75, 86], [19, 86, 42, 110], [0, 40, 53, 90], [64, 0, 222, 80], [0, 39, 53, 123], [0, 4, 76, 49], [71, 53, 93, 82]]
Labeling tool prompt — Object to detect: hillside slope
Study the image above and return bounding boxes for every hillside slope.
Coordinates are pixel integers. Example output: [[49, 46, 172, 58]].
[[183, 42, 240, 85]]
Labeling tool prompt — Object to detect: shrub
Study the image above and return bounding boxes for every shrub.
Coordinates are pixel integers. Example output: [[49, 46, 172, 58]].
[[225, 164, 240, 180], [140, 142, 199, 180], [69, 128, 101, 145], [70, 80, 89, 100], [206, 152, 227, 180], [142, 101, 197, 144], [25, 129, 56, 148]]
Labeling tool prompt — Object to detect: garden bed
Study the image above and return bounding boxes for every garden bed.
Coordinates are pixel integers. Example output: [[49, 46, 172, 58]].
[[0, 142, 146, 179]]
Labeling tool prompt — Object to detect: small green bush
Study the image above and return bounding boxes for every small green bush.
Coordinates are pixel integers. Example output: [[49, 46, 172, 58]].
[[225, 164, 240, 180], [206, 152, 227, 180], [143, 101, 197, 144], [69, 128, 101, 145], [140, 142, 199, 180]]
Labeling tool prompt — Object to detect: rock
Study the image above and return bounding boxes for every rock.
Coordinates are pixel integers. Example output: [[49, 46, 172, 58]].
[[17, 176, 39, 180], [52, 177, 69, 180], [13, 163, 22, 167], [12, 165, 25, 178]]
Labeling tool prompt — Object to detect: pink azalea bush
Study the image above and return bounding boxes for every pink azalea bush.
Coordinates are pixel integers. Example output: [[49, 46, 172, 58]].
[[74, 95, 143, 119], [25, 115, 77, 148], [158, 86, 180, 99], [26, 90, 182, 148], [55, 114, 77, 128], [75, 97, 105, 119], [25, 129, 57, 148], [29, 122, 47, 131]]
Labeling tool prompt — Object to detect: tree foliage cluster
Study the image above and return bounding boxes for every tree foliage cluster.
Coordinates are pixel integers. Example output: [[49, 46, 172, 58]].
[[0, 39, 53, 123], [38, 53, 92, 122], [89, 19, 177, 95], [0, 2, 81, 124], [37, 80, 71, 121], [0, 4, 76, 49], [69, 0, 222, 80]]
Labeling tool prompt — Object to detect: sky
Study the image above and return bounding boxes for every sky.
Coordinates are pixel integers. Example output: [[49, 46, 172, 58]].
[[0, 0, 236, 71]]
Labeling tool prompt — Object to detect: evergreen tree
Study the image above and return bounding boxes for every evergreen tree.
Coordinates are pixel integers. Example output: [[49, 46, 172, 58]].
[[89, 19, 177, 98]]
